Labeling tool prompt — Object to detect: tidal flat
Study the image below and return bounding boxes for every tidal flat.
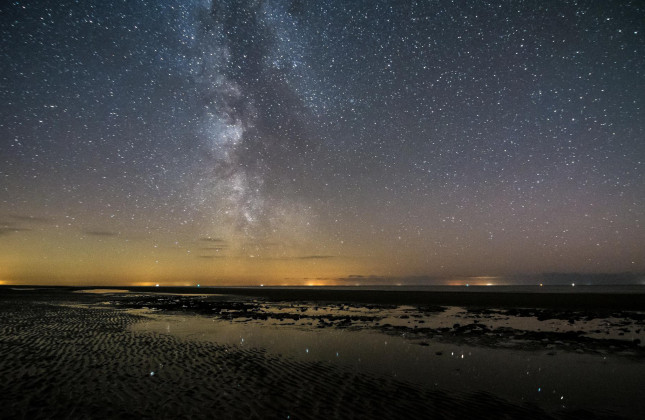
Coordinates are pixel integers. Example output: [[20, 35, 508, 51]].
[[1, 286, 644, 419]]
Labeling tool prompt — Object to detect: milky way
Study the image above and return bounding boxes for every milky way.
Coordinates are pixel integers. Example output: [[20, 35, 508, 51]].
[[1, 1, 644, 285], [190, 1, 317, 251]]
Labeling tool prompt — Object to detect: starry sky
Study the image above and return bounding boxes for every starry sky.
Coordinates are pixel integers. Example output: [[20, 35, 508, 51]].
[[1, 0, 644, 286]]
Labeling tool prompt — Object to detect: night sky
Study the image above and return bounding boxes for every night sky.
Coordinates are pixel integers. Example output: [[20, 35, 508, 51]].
[[1, 1, 644, 286]]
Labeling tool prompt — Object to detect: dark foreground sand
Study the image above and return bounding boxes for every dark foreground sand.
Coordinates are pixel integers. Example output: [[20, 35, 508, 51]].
[[1, 287, 643, 419]]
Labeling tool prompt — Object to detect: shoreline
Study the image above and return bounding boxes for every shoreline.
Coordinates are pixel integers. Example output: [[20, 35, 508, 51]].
[[2, 285, 645, 309]]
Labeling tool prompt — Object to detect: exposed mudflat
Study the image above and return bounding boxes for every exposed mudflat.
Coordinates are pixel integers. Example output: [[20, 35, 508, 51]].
[[1, 287, 643, 419]]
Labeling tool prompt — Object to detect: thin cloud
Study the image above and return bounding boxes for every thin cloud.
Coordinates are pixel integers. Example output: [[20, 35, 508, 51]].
[[295, 255, 335, 260], [337, 275, 388, 283], [8, 214, 53, 223], [199, 237, 226, 243], [248, 255, 337, 261], [0, 227, 32, 236], [83, 230, 118, 237], [335, 275, 440, 285]]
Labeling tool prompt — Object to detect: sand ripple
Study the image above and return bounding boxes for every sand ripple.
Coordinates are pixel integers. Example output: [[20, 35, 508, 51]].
[[0, 298, 629, 419]]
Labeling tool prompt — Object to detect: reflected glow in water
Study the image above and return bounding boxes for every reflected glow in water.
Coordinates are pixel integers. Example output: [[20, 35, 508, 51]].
[[129, 301, 645, 418]]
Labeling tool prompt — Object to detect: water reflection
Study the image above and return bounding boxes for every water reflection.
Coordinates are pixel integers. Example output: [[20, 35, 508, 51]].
[[129, 300, 645, 419]]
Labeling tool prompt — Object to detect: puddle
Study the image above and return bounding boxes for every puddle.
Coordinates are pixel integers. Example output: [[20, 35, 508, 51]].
[[131, 307, 645, 418]]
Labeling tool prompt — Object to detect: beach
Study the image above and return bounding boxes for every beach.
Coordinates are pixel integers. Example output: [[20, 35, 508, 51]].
[[1, 286, 643, 419]]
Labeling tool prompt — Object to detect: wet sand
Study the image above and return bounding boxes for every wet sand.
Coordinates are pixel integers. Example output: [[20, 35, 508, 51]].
[[1, 286, 643, 419]]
